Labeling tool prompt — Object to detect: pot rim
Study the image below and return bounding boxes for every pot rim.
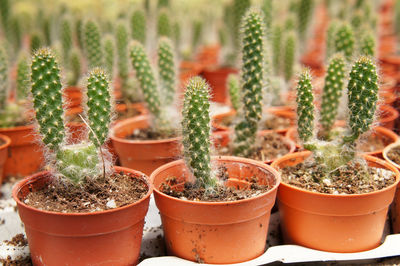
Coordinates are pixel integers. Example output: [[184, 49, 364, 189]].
[[12, 166, 153, 217], [150, 155, 281, 206], [383, 142, 400, 169], [110, 115, 182, 144], [0, 133, 11, 149], [272, 151, 400, 198], [379, 105, 399, 123], [0, 123, 35, 132]]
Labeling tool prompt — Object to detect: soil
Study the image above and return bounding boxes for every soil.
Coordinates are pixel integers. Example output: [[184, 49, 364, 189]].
[[216, 132, 290, 162], [3, 234, 28, 247], [126, 128, 178, 140], [24, 172, 149, 213], [280, 160, 396, 194], [160, 166, 272, 202], [387, 146, 400, 165]]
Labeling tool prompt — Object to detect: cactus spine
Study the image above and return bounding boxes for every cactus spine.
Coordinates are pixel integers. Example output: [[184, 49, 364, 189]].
[[334, 23, 355, 61], [227, 74, 240, 111], [296, 69, 314, 143], [345, 57, 378, 143], [103, 35, 114, 77], [157, 37, 176, 105], [0, 46, 8, 110], [320, 54, 345, 133], [283, 31, 296, 82], [131, 10, 146, 44], [182, 77, 215, 190], [233, 10, 265, 157], [84, 20, 103, 68]]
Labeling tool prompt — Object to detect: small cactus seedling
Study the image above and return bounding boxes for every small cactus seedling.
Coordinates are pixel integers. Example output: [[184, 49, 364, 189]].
[[103, 35, 114, 77], [157, 37, 176, 105], [182, 77, 216, 191], [131, 10, 146, 44], [31, 48, 113, 184], [320, 54, 345, 135], [84, 20, 103, 68], [296, 69, 314, 144], [334, 23, 355, 61], [283, 31, 297, 82], [233, 9, 265, 157], [227, 74, 240, 111]]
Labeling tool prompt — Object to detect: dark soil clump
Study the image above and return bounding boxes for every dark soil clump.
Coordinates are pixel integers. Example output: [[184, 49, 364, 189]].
[[0, 256, 32, 266], [3, 234, 28, 247], [126, 128, 178, 140], [280, 160, 396, 194], [24, 172, 148, 213]]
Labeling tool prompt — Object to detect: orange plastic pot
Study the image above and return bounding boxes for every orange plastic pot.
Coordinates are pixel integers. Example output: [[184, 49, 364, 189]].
[[0, 125, 44, 178], [200, 67, 238, 104], [379, 105, 399, 130], [12, 166, 152, 266], [151, 156, 280, 264], [110, 115, 182, 176], [271, 151, 400, 252], [0, 134, 11, 185], [383, 142, 400, 233]]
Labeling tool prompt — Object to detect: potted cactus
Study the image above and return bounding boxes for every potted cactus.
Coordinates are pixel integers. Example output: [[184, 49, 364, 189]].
[[272, 57, 400, 252], [12, 49, 152, 265], [150, 76, 280, 264], [111, 37, 182, 175], [0, 46, 44, 178]]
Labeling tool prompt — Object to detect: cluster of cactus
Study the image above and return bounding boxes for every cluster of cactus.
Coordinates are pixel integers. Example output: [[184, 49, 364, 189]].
[[130, 39, 177, 132], [233, 9, 265, 157], [30, 48, 113, 184], [296, 56, 378, 171], [182, 77, 216, 191]]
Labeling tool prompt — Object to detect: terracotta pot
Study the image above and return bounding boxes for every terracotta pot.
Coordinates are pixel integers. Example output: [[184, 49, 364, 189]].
[[12, 166, 152, 266], [196, 44, 221, 69], [211, 109, 237, 132], [110, 115, 182, 176], [379, 105, 399, 130], [179, 61, 203, 87], [0, 125, 44, 178], [212, 130, 296, 164], [379, 90, 397, 106], [201, 67, 238, 104], [63, 86, 82, 109], [151, 156, 280, 264], [271, 151, 400, 252], [0, 134, 11, 185]]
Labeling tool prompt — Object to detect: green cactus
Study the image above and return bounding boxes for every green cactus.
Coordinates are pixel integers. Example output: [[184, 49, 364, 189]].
[[233, 9, 265, 157], [130, 41, 170, 132], [296, 69, 314, 143], [283, 31, 296, 82], [172, 20, 181, 48], [10, 15, 21, 50], [30, 32, 43, 53], [16, 53, 29, 101], [233, 0, 250, 52], [344, 57, 378, 143], [320, 54, 345, 134], [0, 0, 10, 41], [326, 20, 338, 60], [67, 48, 81, 86], [103, 35, 114, 77], [31, 48, 65, 150], [131, 10, 146, 44], [182, 77, 216, 190], [334, 23, 354, 61], [227, 74, 240, 111], [297, 0, 314, 43], [75, 18, 83, 49], [157, 10, 171, 38], [360, 31, 375, 57], [158, 37, 176, 105], [60, 16, 72, 66], [262, 0, 273, 31], [192, 20, 203, 51], [116, 22, 128, 83], [0, 45, 8, 110], [84, 20, 103, 68], [43, 16, 52, 46], [272, 23, 282, 75]]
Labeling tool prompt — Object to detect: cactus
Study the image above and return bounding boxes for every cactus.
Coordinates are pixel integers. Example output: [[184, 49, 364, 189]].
[[115, 22, 128, 83], [0, 46, 8, 110], [103, 35, 114, 77], [157, 10, 171, 38], [271, 23, 282, 75], [60, 16, 72, 66], [320, 54, 345, 134], [131, 10, 146, 44], [334, 23, 354, 61], [262, 0, 273, 31], [283, 31, 296, 82], [30, 32, 43, 53], [172, 21, 181, 48], [84, 20, 103, 68], [67, 48, 81, 86], [10, 15, 21, 50], [297, 0, 314, 43], [360, 31, 375, 57], [0, 0, 10, 41], [344, 57, 378, 143], [158, 37, 176, 105], [326, 20, 338, 60], [232, 0, 250, 52], [233, 9, 265, 157], [227, 74, 240, 111], [75, 18, 83, 49], [130, 41, 170, 132], [296, 69, 314, 143], [16, 53, 29, 101], [182, 77, 216, 190], [192, 20, 203, 51]]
